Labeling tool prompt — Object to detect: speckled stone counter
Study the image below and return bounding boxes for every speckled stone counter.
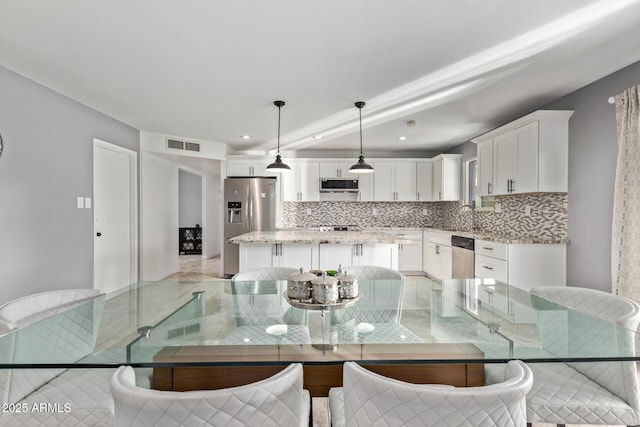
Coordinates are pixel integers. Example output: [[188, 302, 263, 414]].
[[423, 227, 569, 245], [228, 230, 411, 245]]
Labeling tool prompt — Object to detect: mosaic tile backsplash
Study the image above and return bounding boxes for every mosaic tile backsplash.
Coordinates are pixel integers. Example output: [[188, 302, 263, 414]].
[[281, 193, 567, 239]]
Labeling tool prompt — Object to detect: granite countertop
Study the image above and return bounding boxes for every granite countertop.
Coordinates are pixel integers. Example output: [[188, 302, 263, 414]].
[[423, 227, 569, 245], [228, 230, 411, 245]]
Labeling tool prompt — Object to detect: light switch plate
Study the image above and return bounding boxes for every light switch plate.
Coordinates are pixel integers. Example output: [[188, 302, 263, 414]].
[[85, 197, 92, 209]]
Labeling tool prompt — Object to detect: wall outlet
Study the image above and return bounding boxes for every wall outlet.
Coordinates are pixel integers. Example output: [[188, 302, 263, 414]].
[[372, 208, 378, 216], [306, 208, 312, 215], [525, 206, 531, 216], [494, 201, 502, 213]]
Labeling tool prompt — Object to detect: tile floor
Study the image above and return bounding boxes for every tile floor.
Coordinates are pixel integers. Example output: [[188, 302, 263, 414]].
[[102, 255, 623, 427]]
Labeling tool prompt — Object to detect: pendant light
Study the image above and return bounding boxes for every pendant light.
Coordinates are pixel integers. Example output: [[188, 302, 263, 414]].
[[266, 100, 291, 172], [349, 101, 374, 173]]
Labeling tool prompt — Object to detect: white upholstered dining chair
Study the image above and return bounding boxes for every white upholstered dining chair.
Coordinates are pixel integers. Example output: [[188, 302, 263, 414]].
[[222, 267, 310, 345], [523, 286, 640, 427], [329, 360, 532, 427], [330, 266, 421, 343], [110, 363, 310, 427]]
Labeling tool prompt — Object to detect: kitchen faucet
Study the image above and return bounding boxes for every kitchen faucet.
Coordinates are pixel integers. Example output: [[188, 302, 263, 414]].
[[460, 203, 476, 232]]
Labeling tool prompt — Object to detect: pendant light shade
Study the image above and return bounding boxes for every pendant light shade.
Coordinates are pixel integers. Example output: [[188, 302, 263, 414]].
[[266, 100, 291, 172], [349, 101, 374, 174]]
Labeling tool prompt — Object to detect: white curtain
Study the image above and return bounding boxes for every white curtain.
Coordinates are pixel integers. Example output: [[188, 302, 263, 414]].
[[612, 86, 640, 299]]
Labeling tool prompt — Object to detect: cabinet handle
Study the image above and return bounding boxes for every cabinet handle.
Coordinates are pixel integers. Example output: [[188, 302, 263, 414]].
[[487, 182, 492, 195], [439, 191, 442, 200], [482, 246, 494, 251], [417, 192, 420, 201], [435, 244, 440, 255], [482, 265, 494, 270]]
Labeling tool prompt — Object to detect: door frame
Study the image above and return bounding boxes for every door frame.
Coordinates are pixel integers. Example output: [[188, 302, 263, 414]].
[[93, 138, 139, 292]]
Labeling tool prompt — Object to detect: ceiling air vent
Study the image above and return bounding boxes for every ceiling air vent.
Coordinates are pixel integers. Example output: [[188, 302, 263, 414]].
[[167, 139, 184, 150], [185, 142, 200, 152]]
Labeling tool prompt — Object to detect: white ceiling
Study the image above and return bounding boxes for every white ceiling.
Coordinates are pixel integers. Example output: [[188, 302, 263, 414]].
[[2, 0, 640, 156]]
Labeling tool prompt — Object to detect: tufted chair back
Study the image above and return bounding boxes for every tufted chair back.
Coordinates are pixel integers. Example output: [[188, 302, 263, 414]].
[[0, 289, 105, 404], [338, 360, 532, 427], [111, 363, 310, 427], [531, 286, 640, 416], [232, 267, 298, 281]]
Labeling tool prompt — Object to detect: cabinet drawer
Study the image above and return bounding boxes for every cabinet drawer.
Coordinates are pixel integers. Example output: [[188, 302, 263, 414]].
[[475, 239, 507, 260], [427, 231, 452, 247], [475, 254, 507, 283]]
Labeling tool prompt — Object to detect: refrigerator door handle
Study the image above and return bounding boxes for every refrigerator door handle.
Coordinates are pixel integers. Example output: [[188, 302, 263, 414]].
[[246, 187, 252, 232]]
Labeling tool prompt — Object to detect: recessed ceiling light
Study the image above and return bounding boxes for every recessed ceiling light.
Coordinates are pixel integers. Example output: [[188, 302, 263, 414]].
[[241, 135, 251, 140], [397, 136, 407, 141], [313, 135, 323, 140]]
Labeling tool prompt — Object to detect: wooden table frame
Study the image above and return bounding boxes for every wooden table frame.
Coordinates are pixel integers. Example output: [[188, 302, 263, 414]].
[[153, 343, 485, 397]]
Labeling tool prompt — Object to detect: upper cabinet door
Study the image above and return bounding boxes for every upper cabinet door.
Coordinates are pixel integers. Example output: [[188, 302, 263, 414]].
[[281, 161, 320, 201], [319, 162, 358, 178], [493, 122, 538, 195], [476, 139, 494, 197], [227, 159, 273, 177], [416, 161, 433, 201], [373, 162, 396, 201], [395, 162, 417, 201], [432, 155, 461, 201], [373, 162, 417, 201]]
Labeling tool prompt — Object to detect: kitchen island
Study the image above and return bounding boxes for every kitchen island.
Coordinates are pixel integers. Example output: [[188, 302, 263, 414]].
[[228, 230, 410, 272]]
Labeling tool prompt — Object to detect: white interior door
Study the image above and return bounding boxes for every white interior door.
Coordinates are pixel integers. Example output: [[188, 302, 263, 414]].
[[93, 139, 137, 294]]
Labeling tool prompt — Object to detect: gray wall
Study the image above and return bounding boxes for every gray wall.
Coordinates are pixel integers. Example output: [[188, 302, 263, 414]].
[[179, 169, 202, 228], [542, 61, 640, 291], [0, 66, 139, 304]]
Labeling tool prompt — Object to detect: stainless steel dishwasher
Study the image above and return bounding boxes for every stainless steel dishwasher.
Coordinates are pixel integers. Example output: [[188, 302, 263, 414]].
[[451, 235, 475, 278]]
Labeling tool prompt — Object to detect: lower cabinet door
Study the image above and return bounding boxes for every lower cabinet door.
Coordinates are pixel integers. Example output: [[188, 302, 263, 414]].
[[239, 244, 274, 271], [276, 244, 318, 271], [318, 244, 354, 271]]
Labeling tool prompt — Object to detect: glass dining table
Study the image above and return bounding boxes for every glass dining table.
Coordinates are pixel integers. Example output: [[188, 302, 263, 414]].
[[1, 278, 638, 397]]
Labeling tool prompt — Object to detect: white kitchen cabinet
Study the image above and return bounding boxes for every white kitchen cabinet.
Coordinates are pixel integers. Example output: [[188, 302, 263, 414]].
[[476, 138, 494, 197], [432, 154, 461, 201], [318, 243, 354, 270], [273, 243, 318, 270], [352, 243, 397, 270], [493, 121, 538, 195], [318, 243, 397, 270], [280, 161, 320, 201], [318, 161, 373, 201], [227, 158, 273, 177], [388, 229, 423, 273], [239, 243, 318, 271], [474, 238, 566, 292], [318, 162, 357, 178], [416, 161, 433, 201], [239, 243, 275, 270], [471, 110, 574, 196], [373, 162, 417, 201], [423, 231, 452, 279]]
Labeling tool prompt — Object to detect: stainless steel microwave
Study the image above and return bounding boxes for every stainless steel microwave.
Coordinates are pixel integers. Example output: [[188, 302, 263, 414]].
[[319, 178, 359, 192]]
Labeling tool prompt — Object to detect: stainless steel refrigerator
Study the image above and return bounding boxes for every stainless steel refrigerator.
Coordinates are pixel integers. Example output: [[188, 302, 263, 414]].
[[223, 177, 277, 277]]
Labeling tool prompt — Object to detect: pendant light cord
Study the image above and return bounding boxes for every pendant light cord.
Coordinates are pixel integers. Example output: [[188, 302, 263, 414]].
[[277, 103, 282, 155], [358, 106, 363, 156]]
